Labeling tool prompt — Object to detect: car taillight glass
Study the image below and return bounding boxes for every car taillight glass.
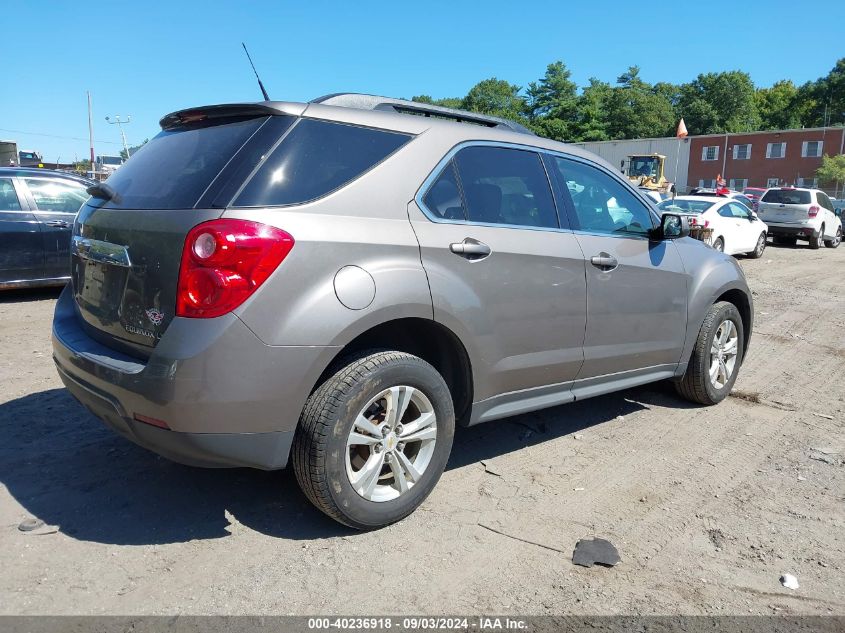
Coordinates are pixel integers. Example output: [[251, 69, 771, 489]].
[[808, 205, 820, 218], [176, 219, 294, 318], [690, 217, 709, 228]]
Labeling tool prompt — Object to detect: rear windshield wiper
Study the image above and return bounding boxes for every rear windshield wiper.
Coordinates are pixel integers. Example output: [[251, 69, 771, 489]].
[[86, 182, 117, 201]]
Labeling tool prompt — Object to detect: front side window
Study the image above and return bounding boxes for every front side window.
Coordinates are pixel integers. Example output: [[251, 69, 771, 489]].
[[234, 119, 411, 207], [451, 146, 558, 229], [551, 157, 654, 236], [0, 178, 21, 211], [23, 178, 88, 213]]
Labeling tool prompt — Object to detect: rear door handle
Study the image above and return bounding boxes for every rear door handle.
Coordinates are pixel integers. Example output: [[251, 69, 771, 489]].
[[45, 220, 70, 228], [450, 239, 491, 260], [590, 253, 618, 271]]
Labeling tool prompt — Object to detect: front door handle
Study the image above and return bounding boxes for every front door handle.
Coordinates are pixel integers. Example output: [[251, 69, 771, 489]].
[[590, 253, 618, 271], [450, 238, 491, 261], [45, 220, 70, 228]]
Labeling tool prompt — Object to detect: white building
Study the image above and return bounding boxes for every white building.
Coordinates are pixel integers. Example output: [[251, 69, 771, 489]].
[[571, 136, 692, 192]]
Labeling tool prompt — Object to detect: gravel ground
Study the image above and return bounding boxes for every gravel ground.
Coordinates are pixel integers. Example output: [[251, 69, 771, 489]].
[[0, 240, 843, 615]]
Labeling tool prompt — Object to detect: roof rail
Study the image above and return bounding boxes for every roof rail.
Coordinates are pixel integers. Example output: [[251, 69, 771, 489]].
[[310, 93, 535, 136]]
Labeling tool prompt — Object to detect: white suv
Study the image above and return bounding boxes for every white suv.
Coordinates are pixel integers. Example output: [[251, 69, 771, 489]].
[[757, 187, 842, 249]]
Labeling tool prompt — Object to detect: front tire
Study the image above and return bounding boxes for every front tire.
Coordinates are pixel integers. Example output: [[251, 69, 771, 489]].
[[675, 301, 744, 405], [747, 232, 767, 259], [292, 351, 455, 530], [824, 226, 841, 249], [712, 237, 725, 253]]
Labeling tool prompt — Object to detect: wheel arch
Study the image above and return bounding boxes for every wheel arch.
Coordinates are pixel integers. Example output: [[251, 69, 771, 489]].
[[312, 317, 474, 426]]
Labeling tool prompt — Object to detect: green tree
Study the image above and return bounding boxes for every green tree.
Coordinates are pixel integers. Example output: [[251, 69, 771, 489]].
[[795, 58, 845, 127], [571, 78, 611, 141], [604, 66, 675, 139], [756, 80, 800, 130], [525, 61, 578, 140], [816, 154, 845, 196], [678, 71, 760, 134], [461, 78, 528, 122]]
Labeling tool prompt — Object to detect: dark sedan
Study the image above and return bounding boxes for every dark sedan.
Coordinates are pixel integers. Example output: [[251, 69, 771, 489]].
[[0, 168, 92, 289]]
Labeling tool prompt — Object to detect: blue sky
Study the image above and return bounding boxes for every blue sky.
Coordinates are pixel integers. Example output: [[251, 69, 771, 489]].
[[3, 0, 842, 162]]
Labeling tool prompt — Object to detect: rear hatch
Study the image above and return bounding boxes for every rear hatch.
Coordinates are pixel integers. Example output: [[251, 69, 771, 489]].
[[757, 189, 812, 224], [72, 106, 294, 357]]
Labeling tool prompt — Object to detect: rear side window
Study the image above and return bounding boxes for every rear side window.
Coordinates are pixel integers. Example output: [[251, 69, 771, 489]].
[[422, 161, 466, 220], [452, 146, 558, 228], [98, 116, 269, 210], [234, 119, 411, 207], [24, 178, 88, 213], [818, 192, 834, 211], [761, 189, 811, 204]]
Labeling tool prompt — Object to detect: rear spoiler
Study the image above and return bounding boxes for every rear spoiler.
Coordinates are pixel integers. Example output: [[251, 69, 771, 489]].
[[159, 102, 306, 130]]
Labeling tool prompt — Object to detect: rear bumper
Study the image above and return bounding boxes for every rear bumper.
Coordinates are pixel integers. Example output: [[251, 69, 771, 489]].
[[766, 223, 819, 238], [52, 286, 339, 469]]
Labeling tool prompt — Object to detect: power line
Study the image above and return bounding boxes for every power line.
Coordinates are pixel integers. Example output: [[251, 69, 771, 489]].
[[0, 127, 125, 145]]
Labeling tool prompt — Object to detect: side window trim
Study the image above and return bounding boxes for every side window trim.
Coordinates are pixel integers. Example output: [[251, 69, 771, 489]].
[[548, 153, 658, 239], [416, 141, 567, 232]]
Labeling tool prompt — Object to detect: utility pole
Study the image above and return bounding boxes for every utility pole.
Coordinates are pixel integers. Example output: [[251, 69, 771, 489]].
[[87, 91, 95, 176], [105, 115, 131, 161]]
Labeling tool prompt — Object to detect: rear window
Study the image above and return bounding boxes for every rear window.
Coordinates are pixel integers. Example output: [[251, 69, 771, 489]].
[[761, 189, 811, 205], [233, 119, 411, 207], [657, 199, 715, 214], [98, 116, 269, 209]]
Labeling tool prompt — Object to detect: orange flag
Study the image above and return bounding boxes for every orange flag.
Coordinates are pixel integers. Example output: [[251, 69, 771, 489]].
[[676, 118, 688, 139]]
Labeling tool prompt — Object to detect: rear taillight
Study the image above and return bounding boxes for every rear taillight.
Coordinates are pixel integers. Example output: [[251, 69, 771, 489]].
[[690, 217, 710, 228], [808, 205, 820, 218], [176, 219, 294, 318]]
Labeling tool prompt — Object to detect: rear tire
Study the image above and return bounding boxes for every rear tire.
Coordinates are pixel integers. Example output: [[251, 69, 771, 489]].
[[809, 225, 824, 250], [292, 351, 455, 530], [747, 232, 767, 259], [824, 226, 841, 249], [675, 301, 744, 406]]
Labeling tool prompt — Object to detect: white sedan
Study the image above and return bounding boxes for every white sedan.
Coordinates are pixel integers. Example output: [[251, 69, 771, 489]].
[[657, 195, 769, 258]]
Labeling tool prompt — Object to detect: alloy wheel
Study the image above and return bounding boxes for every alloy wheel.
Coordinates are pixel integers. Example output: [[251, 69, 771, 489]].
[[345, 386, 438, 502], [709, 319, 738, 390]]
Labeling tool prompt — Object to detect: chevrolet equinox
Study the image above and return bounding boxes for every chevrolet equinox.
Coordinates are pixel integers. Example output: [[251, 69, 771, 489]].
[[52, 94, 753, 529]]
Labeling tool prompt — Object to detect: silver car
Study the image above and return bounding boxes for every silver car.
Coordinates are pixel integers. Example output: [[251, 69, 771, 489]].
[[52, 94, 753, 529]]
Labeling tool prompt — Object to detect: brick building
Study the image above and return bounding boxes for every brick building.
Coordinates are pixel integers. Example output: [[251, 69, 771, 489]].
[[687, 127, 845, 191], [575, 126, 845, 196]]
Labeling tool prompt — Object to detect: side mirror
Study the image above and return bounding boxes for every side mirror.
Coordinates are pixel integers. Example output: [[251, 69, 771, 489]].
[[650, 213, 690, 241]]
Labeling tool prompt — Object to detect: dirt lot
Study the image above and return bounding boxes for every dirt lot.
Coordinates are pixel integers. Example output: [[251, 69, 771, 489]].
[[0, 241, 843, 616]]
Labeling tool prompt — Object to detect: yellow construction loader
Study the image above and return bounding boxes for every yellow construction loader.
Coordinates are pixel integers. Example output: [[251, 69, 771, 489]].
[[623, 154, 673, 193]]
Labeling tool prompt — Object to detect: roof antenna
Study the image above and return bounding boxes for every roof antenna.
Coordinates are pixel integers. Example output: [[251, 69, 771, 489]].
[[242, 43, 270, 101]]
